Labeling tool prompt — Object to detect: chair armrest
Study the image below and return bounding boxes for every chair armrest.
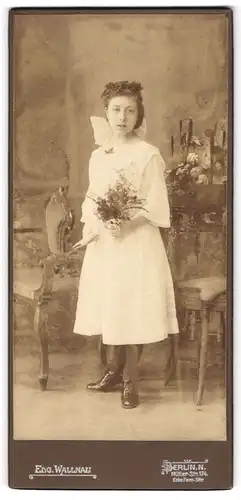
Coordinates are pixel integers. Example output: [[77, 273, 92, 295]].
[[34, 250, 84, 302]]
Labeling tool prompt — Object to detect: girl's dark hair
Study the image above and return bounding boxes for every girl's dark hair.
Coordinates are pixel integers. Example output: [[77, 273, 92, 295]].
[[101, 80, 145, 129]]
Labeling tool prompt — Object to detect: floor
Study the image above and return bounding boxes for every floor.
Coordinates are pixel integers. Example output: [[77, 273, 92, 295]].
[[12, 337, 227, 441]]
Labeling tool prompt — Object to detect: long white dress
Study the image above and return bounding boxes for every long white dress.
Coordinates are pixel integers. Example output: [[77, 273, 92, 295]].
[[73, 139, 179, 345]]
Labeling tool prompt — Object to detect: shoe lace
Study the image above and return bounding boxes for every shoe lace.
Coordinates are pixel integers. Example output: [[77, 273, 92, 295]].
[[123, 382, 132, 396]]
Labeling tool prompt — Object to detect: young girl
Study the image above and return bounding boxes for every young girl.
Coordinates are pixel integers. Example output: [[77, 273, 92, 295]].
[[73, 81, 179, 409]]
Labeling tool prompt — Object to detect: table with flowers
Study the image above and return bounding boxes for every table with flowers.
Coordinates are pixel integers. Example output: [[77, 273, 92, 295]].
[[164, 118, 227, 281]]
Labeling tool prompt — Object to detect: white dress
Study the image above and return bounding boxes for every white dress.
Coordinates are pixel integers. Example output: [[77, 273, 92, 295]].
[[73, 140, 179, 345]]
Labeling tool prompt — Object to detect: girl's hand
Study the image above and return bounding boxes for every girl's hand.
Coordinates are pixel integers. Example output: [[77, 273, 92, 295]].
[[72, 233, 99, 251], [83, 234, 99, 246], [109, 227, 121, 237], [104, 220, 121, 237]]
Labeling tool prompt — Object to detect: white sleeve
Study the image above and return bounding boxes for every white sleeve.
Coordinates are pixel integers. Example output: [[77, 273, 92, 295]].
[[142, 153, 171, 228]]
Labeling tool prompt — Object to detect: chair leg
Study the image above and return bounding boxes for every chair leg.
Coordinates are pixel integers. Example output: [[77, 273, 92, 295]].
[[164, 334, 181, 387], [164, 336, 175, 386], [172, 333, 183, 398], [196, 308, 210, 406], [189, 311, 196, 341], [34, 299, 49, 391], [183, 309, 190, 341]]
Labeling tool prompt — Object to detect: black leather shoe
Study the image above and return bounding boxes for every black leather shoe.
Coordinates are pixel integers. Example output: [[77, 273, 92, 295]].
[[87, 371, 123, 392], [121, 381, 139, 409]]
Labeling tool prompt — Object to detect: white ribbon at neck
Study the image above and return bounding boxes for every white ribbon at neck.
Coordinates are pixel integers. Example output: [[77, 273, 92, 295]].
[[90, 116, 147, 147]]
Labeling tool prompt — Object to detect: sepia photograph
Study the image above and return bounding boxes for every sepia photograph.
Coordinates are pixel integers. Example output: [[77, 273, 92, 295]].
[[11, 8, 231, 449]]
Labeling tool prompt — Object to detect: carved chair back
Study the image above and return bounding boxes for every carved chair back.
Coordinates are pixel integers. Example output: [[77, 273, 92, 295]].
[[45, 185, 75, 255]]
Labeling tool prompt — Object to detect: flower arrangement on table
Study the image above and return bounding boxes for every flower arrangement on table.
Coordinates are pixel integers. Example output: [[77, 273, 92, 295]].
[[165, 118, 227, 199], [162, 118, 227, 255]]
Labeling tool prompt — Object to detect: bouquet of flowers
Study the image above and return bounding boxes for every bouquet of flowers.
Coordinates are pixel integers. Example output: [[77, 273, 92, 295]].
[[89, 172, 146, 231], [70, 172, 147, 253]]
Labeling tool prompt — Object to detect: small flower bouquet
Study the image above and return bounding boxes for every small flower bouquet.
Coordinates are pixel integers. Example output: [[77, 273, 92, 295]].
[[70, 173, 147, 253], [88, 172, 147, 232]]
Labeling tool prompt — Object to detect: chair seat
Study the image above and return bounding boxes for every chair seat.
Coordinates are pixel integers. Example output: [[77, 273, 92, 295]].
[[14, 268, 79, 300], [177, 276, 226, 302]]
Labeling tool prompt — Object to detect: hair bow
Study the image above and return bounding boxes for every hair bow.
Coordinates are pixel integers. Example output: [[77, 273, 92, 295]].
[[90, 116, 147, 147]]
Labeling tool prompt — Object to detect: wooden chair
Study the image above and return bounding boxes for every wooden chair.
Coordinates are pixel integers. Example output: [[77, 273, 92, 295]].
[[175, 277, 226, 406], [13, 185, 84, 390], [162, 203, 227, 406]]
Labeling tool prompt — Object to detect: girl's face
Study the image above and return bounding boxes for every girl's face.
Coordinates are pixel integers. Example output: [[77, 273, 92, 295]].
[[106, 95, 139, 137]]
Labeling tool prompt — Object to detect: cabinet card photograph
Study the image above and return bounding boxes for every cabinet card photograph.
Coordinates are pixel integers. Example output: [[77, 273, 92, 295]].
[[10, 7, 233, 490]]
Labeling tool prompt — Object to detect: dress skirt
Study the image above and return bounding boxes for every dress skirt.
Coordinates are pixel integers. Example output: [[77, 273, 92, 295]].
[[73, 220, 179, 345]]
